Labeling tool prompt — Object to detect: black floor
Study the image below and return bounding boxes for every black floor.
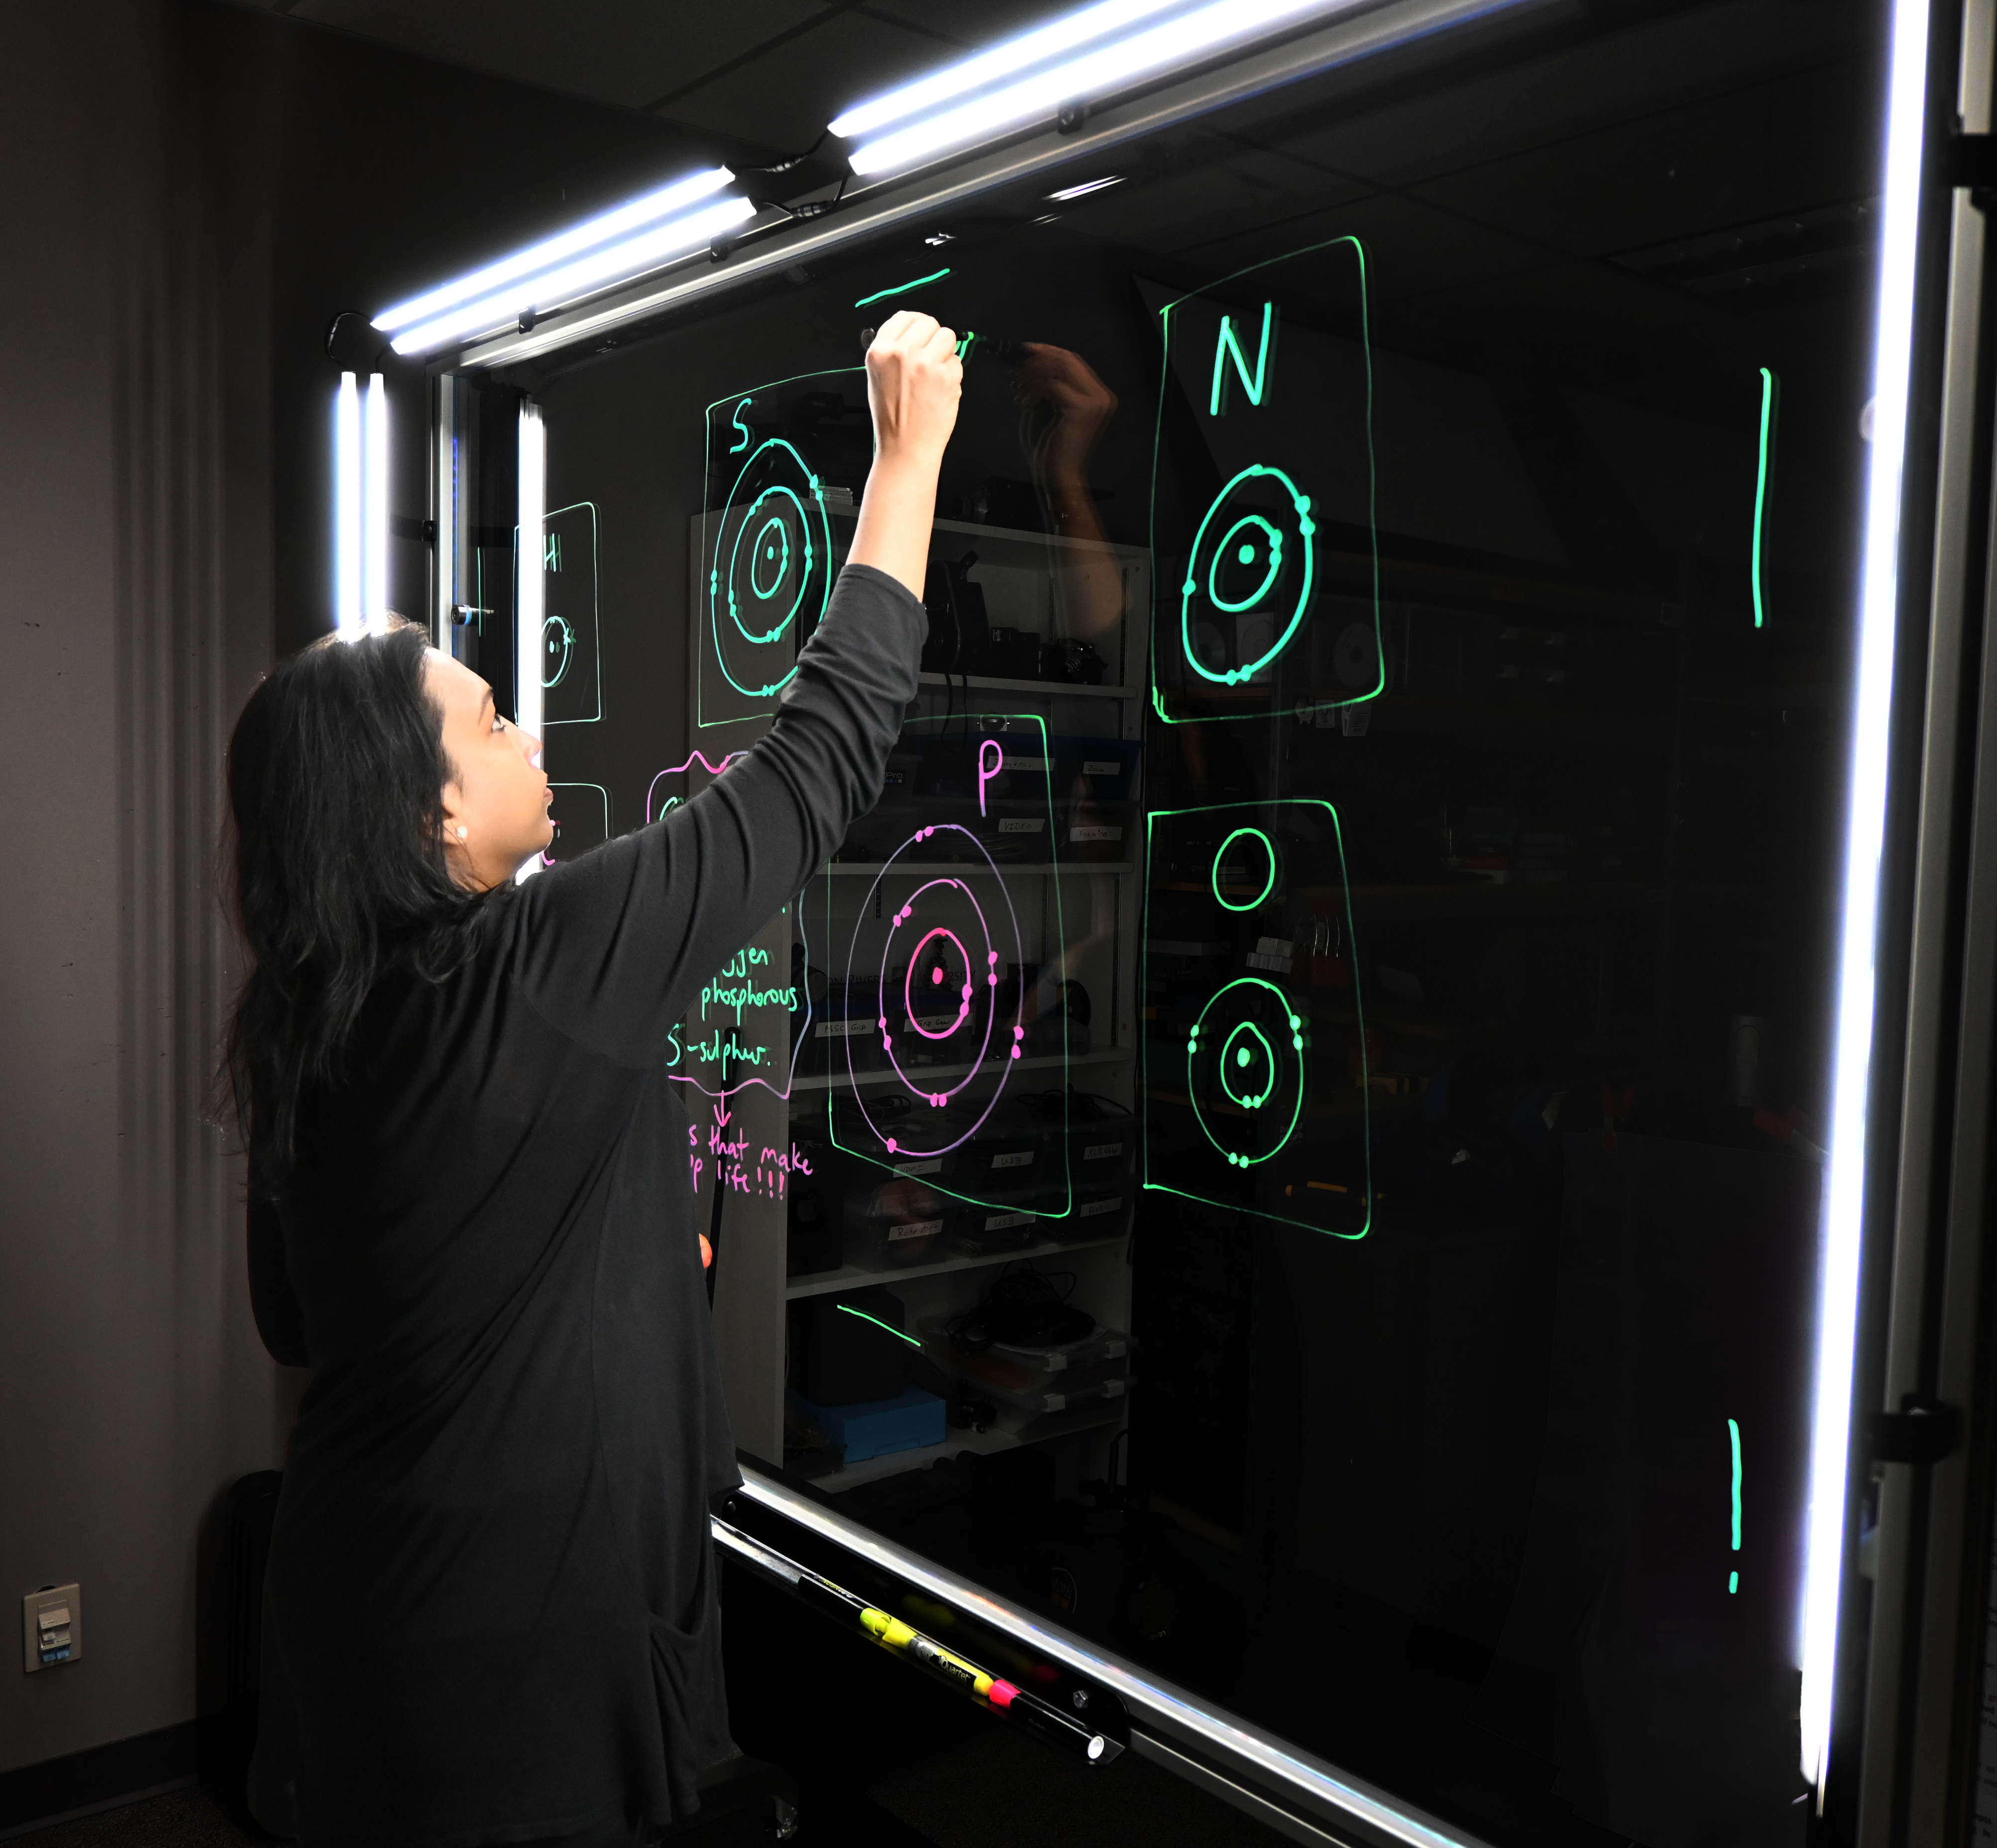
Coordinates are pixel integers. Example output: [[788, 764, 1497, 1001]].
[[9, 1738, 1287, 1848], [9, 1562, 1291, 1848]]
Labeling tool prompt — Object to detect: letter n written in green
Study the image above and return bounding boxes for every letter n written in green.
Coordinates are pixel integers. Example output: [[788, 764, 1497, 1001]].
[[1210, 302, 1276, 416]]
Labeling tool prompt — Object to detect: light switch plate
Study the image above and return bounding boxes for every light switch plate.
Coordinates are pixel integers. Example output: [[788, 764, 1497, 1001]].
[[22, 1584, 80, 1673]]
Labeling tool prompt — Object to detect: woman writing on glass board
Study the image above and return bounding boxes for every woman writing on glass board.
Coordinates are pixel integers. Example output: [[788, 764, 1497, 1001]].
[[222, 311, 961, 1848]]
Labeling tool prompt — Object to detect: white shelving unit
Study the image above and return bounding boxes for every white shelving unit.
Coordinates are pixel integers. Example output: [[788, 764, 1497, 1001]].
[[689, 511, 1148, 1497]]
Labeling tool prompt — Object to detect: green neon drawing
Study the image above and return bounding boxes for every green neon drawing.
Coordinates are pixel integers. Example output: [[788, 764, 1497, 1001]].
[[544, 782, 612, 865], [1209, 301, 1275, 415], [543, 613, 574, 688], [1149, 236, 1380, 726], [513, 501, 603, 726], [1181, 464, 1315, 686], [1187, 979, 1304, 1167], [706, 438, 831, 698], [1143, 799, 1369, 1238], [1208, 516, 1282, 611], [1212, 827, 1277, 912], [955, 329, 976, 359], [837, 1303, 922, 1348], [1729, 1415, 1743, 1593], [855, 267, 951, 308], [1752, 368, 1779, 629], [700, 370, 861, 731]]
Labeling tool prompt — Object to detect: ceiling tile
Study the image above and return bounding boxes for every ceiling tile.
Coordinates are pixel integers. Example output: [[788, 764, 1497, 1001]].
[[662, 11, 939, 154], [291, 0, 824, 114], [858, 0, 1077, 50]]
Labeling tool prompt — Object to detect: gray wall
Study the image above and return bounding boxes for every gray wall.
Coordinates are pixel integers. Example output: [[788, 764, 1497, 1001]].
[[0, 0, 730, 1779], [0, 0, 292, 1777]]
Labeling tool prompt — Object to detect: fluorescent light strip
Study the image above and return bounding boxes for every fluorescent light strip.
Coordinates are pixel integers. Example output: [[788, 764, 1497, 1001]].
[[515, 402, 546, 887], [372, 167, 734, 336], [849, 0, 1346, 176], [830, 0, 1187, 141], [1047, 174, 1125, 200], [334, 372, 362, 640], [1798, 0, 1930, 1795], [363, 374, 389, 635], [390, 196, 757, 356]]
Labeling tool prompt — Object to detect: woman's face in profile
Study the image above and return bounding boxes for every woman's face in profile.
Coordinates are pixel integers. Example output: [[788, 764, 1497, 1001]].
[[426, 647, 553, 889]]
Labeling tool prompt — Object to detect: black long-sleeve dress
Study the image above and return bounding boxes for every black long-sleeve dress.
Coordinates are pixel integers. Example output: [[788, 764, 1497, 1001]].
[[249, 565, 926, 1848]]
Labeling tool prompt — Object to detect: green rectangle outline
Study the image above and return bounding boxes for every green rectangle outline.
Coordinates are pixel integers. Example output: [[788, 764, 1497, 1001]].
[[1141, 797, 1371, 1239]]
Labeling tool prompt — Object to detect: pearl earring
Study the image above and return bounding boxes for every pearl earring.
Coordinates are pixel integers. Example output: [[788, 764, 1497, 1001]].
[[456, 826, 468, 840]]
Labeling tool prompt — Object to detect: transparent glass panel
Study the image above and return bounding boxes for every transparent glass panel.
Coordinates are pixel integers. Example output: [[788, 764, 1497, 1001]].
[[456, 1, 1887, 1838]]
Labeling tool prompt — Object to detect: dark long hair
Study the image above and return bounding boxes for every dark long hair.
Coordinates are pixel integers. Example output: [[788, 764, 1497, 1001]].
[[221, 622, 485, 1185]]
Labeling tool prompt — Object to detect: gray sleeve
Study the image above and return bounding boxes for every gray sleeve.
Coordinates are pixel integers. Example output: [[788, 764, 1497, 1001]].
[[512, 563, 926, 1064]]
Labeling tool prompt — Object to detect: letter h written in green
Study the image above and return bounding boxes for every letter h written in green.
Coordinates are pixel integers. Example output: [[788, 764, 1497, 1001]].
[[1210, 302, 1277, 417]]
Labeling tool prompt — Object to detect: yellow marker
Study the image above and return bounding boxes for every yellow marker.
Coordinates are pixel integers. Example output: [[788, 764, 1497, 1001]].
[[860, 1608, 919, 1650], [860, 1609, 996, 1698]]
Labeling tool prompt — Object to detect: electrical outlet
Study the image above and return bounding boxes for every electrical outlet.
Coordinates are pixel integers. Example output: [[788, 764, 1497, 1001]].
[[22, 1584, 80, 1673]]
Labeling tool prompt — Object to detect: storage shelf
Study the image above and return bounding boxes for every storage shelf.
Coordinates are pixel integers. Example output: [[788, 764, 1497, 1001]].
[[785, 1232, 1125, 1300], [813, 1399, 1128, 1493], [818, 861, 1134, 877], [915, 672, 1136, 700], [789, 1045, 1134, 1093]]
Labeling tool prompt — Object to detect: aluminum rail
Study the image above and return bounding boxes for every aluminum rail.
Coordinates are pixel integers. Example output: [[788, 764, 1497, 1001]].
[[730, 1465, 1495, 1848], [446, 0, 1546, 374]]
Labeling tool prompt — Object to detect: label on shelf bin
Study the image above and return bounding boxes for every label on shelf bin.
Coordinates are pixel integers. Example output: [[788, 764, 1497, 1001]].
[[1083, 1142, 1124, 1161], [1079, 1197, 1123, 1217], [895, 1158, 942, 1176], [998, 817, 1044, 833], [888, 1219, 944, 1242], [1082, 761, 1121, 777], [1069, 825, 1123, 842], [983, 1211, 1036, 1232], [816, 1018, 869, 1038], [991, 1151, 1034, 1169]]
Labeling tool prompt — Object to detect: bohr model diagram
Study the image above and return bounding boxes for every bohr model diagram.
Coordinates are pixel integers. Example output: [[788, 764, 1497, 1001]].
[[542, 614, 574, 689], [846, 825, 1027, 1161], [708, 436, 832, 699], [1187, 977, 1306, 1168], [1181, 462, 1316, 687], [1186, 832, 1305, 1167]]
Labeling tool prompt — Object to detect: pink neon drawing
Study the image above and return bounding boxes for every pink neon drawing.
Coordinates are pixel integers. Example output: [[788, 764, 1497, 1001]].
[[645, 749, 748, 823], [977, 738, 1004, 816], [843, 824, 1028, 1160]]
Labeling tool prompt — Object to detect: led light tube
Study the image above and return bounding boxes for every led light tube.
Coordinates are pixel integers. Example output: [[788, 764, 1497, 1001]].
[[848, 0, 1346, 176], [1797, 0, 1930, 1796], [363, 374, 389, 635], [372, 166, 734, 336], [829, 0, 1186, 141], [390, 195, 757, 356], [515, 402, 546, 885], [1046, 175, 1125, 200], [334, 372, 361, 640]]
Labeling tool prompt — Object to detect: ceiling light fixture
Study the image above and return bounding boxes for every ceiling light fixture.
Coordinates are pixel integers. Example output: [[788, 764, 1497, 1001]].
[[1046, 175, 1124, 200], [842, 0, 1355, 178], [372, 167, 735, 337], [829, 0, 1187, 143], [383, 191, 754, 357]]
